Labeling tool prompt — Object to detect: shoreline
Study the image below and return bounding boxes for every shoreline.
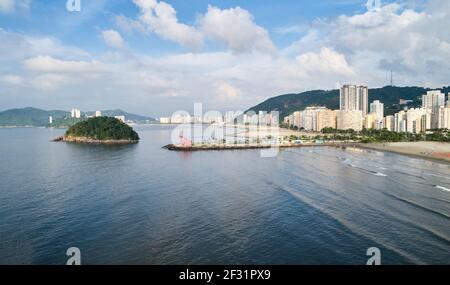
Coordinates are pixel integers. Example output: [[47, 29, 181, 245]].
[[354, 142, 450, 164], [53, 136, 139, 145], [164, 141, 450, 164]]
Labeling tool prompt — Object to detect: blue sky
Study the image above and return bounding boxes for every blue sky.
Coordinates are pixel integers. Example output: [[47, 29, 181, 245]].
[[0, 0, 448, 116]]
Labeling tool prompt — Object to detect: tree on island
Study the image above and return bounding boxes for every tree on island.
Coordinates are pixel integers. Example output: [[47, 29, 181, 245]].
[[65, 117, 140, 141]]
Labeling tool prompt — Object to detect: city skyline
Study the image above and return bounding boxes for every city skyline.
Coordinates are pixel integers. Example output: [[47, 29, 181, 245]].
[[1, 0, 450, 117], [284, 88, 450, 133]]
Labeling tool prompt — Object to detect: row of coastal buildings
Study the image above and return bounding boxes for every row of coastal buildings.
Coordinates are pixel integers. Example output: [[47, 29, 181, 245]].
[[283, 85, 450, 133], [49, 108, 126, 124]]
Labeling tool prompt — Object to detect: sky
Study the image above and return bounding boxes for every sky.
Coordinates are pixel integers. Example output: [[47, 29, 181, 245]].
[[0, 0, 450, 117]]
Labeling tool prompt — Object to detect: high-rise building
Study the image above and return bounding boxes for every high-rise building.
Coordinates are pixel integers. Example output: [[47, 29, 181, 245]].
[[301, 107, 327, 131], [95, 110, 102, 117], [49, 116, 53, 124], [422, 90, 445, 129], [422, 90, 445, 113], [363, 113, 376, 129], [293, 111, 302, 129], [370, 100, 384, 119], [369, 100, 384, 129], [438, 106, 450, 129], [395, 111, 406, 132], [317, 109, 337, 131], [340, 85, 368, 115], [71, 108, 81, 118], [405, 108, 431, 133], [384, 116, 394, 131], [336, 110, 363, 131]]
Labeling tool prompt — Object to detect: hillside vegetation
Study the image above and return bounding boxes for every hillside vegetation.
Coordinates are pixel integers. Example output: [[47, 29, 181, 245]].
[[65, 117, 140, 141]]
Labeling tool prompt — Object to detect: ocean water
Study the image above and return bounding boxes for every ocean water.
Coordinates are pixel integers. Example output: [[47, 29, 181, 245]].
[[0, 125, 449, 265]]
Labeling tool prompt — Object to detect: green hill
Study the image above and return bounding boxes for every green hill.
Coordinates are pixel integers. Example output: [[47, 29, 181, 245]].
[[65, 117, 140, 141], [0, 107, 69, 127], [247, 86, 450, 118], [0, 107, 156, 127]]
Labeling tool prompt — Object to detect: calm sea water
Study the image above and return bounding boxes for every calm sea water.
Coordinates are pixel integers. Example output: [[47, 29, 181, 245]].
[[0, 125, 449, 265]]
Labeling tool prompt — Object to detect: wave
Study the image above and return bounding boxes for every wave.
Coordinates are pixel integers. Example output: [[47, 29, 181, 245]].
[[373, 172, 388, 177], [426, 174, 450, 181], [277, 186, 426, 264], [435, 185, 450, 192], [384, 192, 450, 219]]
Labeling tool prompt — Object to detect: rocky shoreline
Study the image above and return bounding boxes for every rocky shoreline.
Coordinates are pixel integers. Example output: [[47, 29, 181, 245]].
[[53, 135, 138, 144]]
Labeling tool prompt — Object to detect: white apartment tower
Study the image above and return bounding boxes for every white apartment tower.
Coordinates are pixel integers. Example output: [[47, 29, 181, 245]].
[[384, 115, 395, 131], [71, 108, 81, 119], [438, 106, 450, 129], [422, 90, 445, 113], [336, 110, 363, 131], [340, 85, 369, 116], [370, 100, 384, 120]]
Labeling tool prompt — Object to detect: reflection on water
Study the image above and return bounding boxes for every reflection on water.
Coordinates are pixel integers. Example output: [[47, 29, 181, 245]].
[[0, 126, 449, 264]]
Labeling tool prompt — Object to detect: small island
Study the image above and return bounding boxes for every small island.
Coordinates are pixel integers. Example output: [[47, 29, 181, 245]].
[[53, 117, 140, 144]]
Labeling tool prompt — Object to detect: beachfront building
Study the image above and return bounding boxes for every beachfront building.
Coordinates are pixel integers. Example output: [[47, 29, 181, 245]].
[[71, 108, 81, 118], [160, 117, 171, 124], [293, 111, 302, 129], [317, 109, 337, 131], [302, 107, 328, 131], [340, 85, 369, 115], [438, 106, 450, 129], [370, 100, 384, 119], [363, 113, 376, 129], [422, 90, 445, 128], [336, 110, 363, 131], [384, 115, 395, 131], [395, 111, 406, 132], [403, 108, 432, 133], [422, 90, 445, 113], [369, 100, 384, 129]]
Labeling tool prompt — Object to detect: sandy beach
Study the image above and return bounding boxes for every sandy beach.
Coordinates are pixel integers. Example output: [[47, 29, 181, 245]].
[[357, 142, 450, 163]]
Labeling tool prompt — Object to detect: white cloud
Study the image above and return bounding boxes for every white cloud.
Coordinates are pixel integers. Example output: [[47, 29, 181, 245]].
[[115, 14, 146, 34], [216, 82, 242, 101], [23, 56, 106, 73], [199, 5, 276, 54], [129, 1, 275, 54], [296, 47, 354, 77], [133, 0, 203, 50], [101, 29, 125, 49], [30, 73, 70, 91], [284, 1, 450, 87], [0, 29, 90, 61], [0, 0, 30, 13], [0, 74, 22, 85]]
